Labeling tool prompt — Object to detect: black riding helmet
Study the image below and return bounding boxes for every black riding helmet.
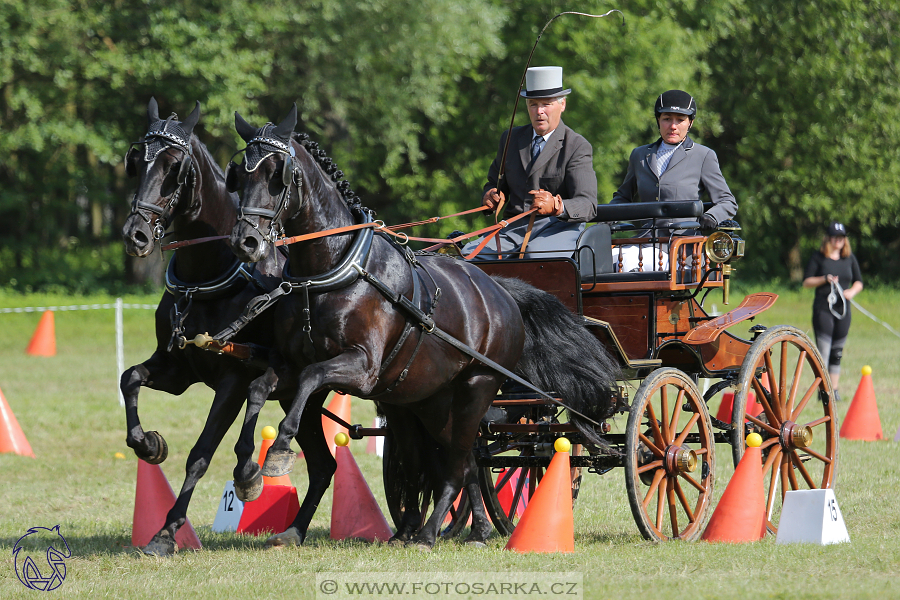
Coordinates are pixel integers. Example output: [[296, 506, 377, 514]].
[[654, 90, 696, 120]]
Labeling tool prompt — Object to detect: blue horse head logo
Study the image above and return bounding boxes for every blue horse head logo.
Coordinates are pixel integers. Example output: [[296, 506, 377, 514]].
[[13, 525, 71, 591]]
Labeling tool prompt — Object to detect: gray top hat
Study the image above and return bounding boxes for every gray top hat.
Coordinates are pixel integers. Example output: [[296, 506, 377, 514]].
[[520, 66, 572, 98]]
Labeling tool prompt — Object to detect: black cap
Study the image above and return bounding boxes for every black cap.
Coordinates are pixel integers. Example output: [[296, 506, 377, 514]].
[[826, 221, 847, 237], [655, 90, 696, 119]]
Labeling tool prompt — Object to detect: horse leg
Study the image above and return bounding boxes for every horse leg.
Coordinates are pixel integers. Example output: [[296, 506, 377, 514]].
[[378, 404, 429, 545], [264, 391, 334, 548], [141, 374, 248, 556], [462, 455, 493, 546], [232, 366, 279, 502], [121, 351, 195, 464]]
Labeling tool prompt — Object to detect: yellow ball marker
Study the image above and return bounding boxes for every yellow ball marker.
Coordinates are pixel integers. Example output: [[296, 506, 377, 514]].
[[261, 425, 277, 440], [862, 365, 872, 376], [334, 432, 350, 447], [746, 432, 762, 448], [554, 437, 571, 453]]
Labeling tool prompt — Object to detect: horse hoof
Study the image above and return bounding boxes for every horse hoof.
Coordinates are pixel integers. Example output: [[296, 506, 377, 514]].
[[413, 543, 433, 552], [265, 528, 304, 549], [142, 533, 176, 557], [140, 431, 168, 464], [465, 540, 487, 548], [261, 450, 295, 477], [387, 536, 407, 547], [234, 468, 263, 502]]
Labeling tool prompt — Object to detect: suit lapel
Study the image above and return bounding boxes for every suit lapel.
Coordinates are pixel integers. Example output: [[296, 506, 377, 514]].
[[518, 127, 533, 172], [646, 141, 660, 180], [663, 136, 693, 174], [527, 122, 566, 175]]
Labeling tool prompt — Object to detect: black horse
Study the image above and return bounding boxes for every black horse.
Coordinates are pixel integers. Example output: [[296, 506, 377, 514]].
[[121, 98, 312, 556], [227, 106, 620, 549]]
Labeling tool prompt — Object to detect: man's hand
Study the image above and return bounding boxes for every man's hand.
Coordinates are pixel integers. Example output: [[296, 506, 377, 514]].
[[530, 189, 563, 216], [482, 188, 505, 210], [700, 213, 717, 233]]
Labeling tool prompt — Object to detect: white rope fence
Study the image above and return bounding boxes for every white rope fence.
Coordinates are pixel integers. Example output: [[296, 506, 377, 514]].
[[1, 300, 156, 406]]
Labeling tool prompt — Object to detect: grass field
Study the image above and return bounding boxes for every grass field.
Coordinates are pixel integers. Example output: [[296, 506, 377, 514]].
[[0, 284, 898, 599]]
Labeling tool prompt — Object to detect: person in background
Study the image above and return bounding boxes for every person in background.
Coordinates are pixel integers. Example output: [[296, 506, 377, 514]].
[[465, 66, 597, 259], [802, 221, 864, 402], [609, 90, 737, 270]]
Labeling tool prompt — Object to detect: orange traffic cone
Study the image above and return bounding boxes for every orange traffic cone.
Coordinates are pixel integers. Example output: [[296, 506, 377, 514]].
[[330, 435, 393, 542], [132, 460, 202, 550], [258, 425, 292, 486], [505, 438, 574, 553], [0, 387, 35, 458], [25, 311, 56, 356], [840, 366, 883, 441], [322, 393, 352, 457], [236, 484, 300, 536], [716, 373, 767, 422], [702, 433, 765, 542]]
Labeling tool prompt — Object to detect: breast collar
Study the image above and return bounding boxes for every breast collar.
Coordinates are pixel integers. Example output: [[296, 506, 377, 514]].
[[165, 255, 263, 300], [281, 209, 375, 293]]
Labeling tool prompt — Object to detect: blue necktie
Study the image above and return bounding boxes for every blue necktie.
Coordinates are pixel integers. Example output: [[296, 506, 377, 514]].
[[532, 135, 545, 160]]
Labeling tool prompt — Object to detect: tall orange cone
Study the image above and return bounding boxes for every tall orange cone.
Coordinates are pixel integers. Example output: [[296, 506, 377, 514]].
[[25, 311, 56, 356], [702, 433, 765, 542], [505, 438, 574, 553], [132, 460, 202, 550], [330, 433, 393, 542], [322, 393, 352, 457], [258, 425, 292, 486], [0, 387, 35, 458], [840, 366, 883, 441]]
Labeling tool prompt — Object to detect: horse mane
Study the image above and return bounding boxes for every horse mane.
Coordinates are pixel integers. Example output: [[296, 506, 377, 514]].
[[292, 132, 365, 213]]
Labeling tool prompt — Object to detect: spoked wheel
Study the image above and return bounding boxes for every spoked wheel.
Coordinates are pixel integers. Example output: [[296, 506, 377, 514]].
[[731, 325, 838, 535], [477, 436, 583, 537], [381, 433, 472, 539], [625, 368, 715, 541]]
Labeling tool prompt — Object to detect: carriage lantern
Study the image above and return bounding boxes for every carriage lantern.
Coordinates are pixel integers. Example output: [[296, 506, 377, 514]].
[[703, 220, 744, 305]]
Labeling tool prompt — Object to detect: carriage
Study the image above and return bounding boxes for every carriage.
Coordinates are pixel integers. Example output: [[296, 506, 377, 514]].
[[377, 199, 838, 543]]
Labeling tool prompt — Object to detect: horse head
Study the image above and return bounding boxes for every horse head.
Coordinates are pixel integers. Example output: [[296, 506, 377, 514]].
[[122, 97, 204, 257]]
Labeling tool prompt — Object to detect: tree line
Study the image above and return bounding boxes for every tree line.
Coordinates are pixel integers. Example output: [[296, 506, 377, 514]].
[[1, 0, 898, 292]]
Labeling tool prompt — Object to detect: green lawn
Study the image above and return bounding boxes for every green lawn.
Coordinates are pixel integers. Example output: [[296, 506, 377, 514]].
[[0, 286, 898, 599]]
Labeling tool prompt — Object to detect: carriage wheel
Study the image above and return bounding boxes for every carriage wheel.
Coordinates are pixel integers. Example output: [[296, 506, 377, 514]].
[[477, 438, 583, 537], [381, 433, 472, 539], [625, 368, 715, 541], [730, 325, 838, 535]]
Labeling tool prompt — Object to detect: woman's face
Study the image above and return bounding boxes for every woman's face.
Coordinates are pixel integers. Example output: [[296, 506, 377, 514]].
[[830, 235, 846, 249], [658, 112, 692, 145]]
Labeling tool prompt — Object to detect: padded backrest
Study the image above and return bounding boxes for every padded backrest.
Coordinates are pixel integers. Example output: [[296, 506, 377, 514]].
[[576, 223, 612, 278], [590, 200, 703, 223]]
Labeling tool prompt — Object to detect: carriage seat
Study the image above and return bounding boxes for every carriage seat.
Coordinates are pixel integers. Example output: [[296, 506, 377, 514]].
[[577, 201, 704, 283]]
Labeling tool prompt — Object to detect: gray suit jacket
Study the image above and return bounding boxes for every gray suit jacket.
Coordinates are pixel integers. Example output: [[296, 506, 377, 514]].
[[610, 136, 737, 228], [485, 120, 597, 223]]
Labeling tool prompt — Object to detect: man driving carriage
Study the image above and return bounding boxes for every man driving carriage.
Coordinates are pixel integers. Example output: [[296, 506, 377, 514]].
[[607, 89, 737, 271], [463, 66, 598, 259]]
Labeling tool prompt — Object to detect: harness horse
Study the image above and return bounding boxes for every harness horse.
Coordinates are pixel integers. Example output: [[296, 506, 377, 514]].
[[225, 106, 620, 548]]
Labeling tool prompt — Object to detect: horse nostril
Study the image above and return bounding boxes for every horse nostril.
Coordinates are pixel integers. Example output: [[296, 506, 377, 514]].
[[242, 236, 259, 253], [133, 230, 149, 246]]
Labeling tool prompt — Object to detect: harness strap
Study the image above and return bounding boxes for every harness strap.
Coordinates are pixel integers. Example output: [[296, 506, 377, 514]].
[[213, 282, 293, 342], [517, 212, 538, 259]]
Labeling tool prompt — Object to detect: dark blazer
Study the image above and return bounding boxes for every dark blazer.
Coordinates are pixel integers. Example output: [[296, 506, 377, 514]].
[[610, 136, 737, 227], [484, 120, 597, 223]]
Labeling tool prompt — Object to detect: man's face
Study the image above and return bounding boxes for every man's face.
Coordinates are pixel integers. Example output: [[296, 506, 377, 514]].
[[527, 97, 566, 137], [658, 112, 692, 145]]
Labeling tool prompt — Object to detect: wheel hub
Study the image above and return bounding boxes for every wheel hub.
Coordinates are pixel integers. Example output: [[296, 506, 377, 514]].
[[664, 445, 697, 475], [780, 420, 813, 449]]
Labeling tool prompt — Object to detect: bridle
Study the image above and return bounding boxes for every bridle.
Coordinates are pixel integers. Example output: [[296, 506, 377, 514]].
[[227, 134, 303, 244], [126, 118, 197, 242]]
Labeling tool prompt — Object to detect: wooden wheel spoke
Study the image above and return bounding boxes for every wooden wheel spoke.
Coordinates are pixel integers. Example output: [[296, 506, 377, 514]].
[[693, 447, 708, 456], [673, 412, 700, 447], [646, 402, 666, 448], [805, 415, 832, 428], [779, 454, 790, 499], [788, 449, 817, 488], [508, 468, 528, 520], [753, 376, 782, 428], [763, 448, 782, 520], [745, 413, 779, 436], [760, 437, 780, 451], [494, 468, 516, 494], [800, 446, 833, 465], [673, 478, 696, 523], [762, 353, 784, 421], [791, 377, 823, 421], [641, 469, 666, 510], [786, 350, 807, 416], [679, 471, 706, 493], [660, 386, 671, 442], [639, 432, 664, 458], [656, 477, 668, 531], [785, 452, 800, 490], [779, 340, 788, 408], [637, 459, 664, 475], [667, 479, 679, 536], [669, 388, 685, 438]]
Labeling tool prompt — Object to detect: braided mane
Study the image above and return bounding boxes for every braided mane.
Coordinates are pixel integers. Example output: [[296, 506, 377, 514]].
[[292, 132, 364, 212]]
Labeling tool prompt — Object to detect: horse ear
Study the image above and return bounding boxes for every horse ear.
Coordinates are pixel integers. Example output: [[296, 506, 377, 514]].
[[181, 101, 201, 136], [234, 112, 256, 142], [125, 146, 138, 178], [224, 161, 241, 193], [148, 97, 160, 124], [273, 103, 297, 140]]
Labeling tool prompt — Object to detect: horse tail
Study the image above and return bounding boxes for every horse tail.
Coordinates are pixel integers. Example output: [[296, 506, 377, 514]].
[[492, 276, 621, 450]]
